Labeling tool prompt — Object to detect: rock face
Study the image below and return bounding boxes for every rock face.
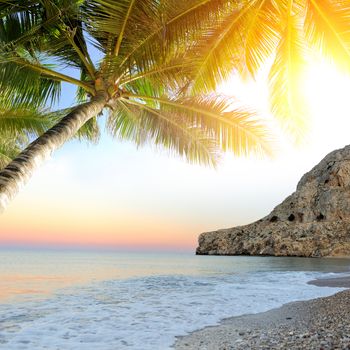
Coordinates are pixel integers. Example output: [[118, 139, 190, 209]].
[[197, 145, 350, 257]]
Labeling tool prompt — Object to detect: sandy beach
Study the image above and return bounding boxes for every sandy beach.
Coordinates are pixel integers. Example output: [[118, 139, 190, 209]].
[[174, 276, 350, 349]]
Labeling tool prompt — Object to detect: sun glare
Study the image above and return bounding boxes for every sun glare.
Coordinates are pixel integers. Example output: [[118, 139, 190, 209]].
[[302, 60, 350, 145], [303, 60, 350, 118], [220, 57, 350, 150]]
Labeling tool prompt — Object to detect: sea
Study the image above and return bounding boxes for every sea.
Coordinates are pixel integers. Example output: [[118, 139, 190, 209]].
[[0, 249, 349, 350]]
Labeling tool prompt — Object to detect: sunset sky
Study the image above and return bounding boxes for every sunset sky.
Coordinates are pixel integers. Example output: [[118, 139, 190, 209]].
[[1, 57, 350, 251]]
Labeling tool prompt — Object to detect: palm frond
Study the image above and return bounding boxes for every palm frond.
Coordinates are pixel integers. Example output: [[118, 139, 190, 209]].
[[122, 78, 165, 106], [119, 56, 197, 94], [0, 2, 42, 47], [0, 0, 96, 84], [85, 0, 229, 70], [0, 1, 80, 61], [114, 0, 136, 56], [0, 4, 99, 108], [0, 135, 22, 170], [43, 1, 97, 78], [269, 1, 308, 139], [107, 98, 219, 166], [107, 99, 145, 143], [244, 0, 281, 77], [0, 6, 62, 106], [305, 0, 350, 70], [121, 93, 274, 157], [187, 2, 254, 94], [83, 0, 158, 55], [0, 61, 62, 108], [0, 50, 97, 106], [155, 0, 231, 56], [0, 107, 52, 136], [0, 1, 39, 16]]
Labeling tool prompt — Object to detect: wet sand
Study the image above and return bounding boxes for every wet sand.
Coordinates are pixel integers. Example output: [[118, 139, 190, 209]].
[[173, 275, 350, 349], [308, 275, 350, 288]]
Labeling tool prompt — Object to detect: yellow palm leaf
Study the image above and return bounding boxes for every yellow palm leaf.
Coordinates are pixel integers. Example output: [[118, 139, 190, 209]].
[[305, 0, 350, 70], [269, 0, 308, 140], [244, 0, 281, 77]]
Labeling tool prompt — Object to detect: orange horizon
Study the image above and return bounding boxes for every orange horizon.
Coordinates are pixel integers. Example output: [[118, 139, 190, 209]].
[[0, 225, 198, 251], [0, 237, 196, 251]]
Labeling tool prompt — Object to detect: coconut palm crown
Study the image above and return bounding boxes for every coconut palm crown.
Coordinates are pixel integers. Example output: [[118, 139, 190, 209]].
[[0, 0, 274, 211]]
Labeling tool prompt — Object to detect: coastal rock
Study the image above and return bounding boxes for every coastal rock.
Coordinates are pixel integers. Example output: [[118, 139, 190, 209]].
[[197, 145, 350, 257]]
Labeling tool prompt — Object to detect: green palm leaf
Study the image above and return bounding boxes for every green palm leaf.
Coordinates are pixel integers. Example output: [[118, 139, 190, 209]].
[[119, 93, 273, 157], [107, 99, 219, 165], [0, 107, 52, 136], [85, 0, 229, 69], [120, 56, 197, 95], [0, 135, 23, 170]]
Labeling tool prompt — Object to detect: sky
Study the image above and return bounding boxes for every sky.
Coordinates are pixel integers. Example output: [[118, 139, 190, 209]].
[[1, 56, 350, 252]]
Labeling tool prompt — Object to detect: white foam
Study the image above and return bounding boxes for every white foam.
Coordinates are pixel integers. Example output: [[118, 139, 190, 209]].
[[0, 271, 344, 349]]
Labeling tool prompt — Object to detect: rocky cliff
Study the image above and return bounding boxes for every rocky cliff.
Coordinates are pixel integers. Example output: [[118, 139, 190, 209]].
[[197, 145, 350, 257]]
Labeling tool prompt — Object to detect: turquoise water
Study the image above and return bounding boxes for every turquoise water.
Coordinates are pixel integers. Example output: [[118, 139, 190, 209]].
[[0, 249, 349, 349]]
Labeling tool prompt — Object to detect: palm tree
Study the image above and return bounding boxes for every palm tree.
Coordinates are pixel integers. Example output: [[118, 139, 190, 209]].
[[0, 0, 273, 212], [1, 0, 349, 212]]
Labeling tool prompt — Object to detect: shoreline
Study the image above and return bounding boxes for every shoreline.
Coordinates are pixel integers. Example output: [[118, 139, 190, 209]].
[[173, 275, 350, 349], [308, 275, 350, 288]]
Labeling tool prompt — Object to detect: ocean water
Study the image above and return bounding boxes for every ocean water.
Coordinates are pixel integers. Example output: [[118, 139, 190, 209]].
[[0, 249, 349, 349]]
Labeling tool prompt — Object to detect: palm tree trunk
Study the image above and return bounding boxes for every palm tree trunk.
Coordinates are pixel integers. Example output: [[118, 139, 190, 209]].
[[0, 92, 108, 212]]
